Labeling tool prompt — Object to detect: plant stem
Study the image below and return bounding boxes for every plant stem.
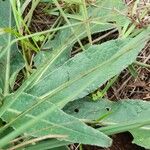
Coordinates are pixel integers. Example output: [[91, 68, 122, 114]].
[[134, 61, 150, 69], [4, 4, 12, 96]]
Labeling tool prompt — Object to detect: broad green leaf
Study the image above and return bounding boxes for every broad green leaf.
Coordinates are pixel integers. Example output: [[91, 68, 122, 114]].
[[0, 0, 24, 93], [1, 93, 111, 148], [34, 51, 50, 67], [88, 0, 128, 26], [1, 119, 13, 149], [39, 23, 114, 78], [0, 30, 149, 148], [0, 1, 149, 149], [2, 0, 129, 100], [64, 98, 150, 149], [37, 0, 129, 78], [64, 98, 150, 123], [64, 97, 113, 120], [51, 0, 127, 47], [131, 128, 150, 149], [27, 36, 148, 108]]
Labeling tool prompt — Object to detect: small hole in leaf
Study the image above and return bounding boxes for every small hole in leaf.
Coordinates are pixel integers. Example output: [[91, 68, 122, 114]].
[[74, 108, 79, 113], [106, 107, 111, 111]]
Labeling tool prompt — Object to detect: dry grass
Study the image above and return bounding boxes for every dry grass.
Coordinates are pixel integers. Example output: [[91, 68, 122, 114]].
[[107, 42, 150, 101]]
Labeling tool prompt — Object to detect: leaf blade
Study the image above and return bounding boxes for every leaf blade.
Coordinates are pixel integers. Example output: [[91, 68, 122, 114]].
[[27, 36, 148, 108], [0, 0, 24, 94], [1, 93, 112, 148], [64, 98, 150, 149]]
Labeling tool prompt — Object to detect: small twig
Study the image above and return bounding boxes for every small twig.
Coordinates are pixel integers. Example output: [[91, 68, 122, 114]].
[[92, 28, 118, 44], [72, 28, 118, 55]]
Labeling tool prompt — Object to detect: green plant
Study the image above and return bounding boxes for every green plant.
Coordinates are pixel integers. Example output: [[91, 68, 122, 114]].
[[0, 0, 150, 149]]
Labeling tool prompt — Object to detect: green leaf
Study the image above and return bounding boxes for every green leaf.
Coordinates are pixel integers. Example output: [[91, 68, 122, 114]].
[[64, 98, 150, 149], [40, 22, 113, 78], [39, 0, 129, 78], [0, 31, 149, 149], [27, 37, 147, 108], [1, 93, 111, 148], [0, 1, 149, 149], [0, 0, 129, 102], [128, 64, 138, 78], [64, 97, 113, 120], [131, 128, 150, 149], [34, 51, 51, 67], [87, 0, 128, 26], [0, 0, 24, 93], [64, 98, 150, 123]]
